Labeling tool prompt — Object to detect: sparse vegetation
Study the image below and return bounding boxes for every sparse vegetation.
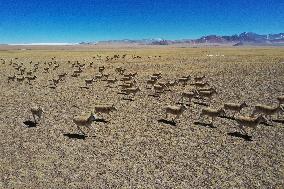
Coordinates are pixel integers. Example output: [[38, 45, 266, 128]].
[[0, 46, 284, 188]]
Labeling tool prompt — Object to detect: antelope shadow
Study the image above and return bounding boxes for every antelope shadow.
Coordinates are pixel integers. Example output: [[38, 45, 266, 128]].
[[23, 120, 37, 128], [158, 119, 177, 126], [176, 102, 191, 106], [218, 115, 235, 120], [227, 132, 253, 141], [272, 119, 284, 124], [63, 133, 87, 140], [94, 118, 108, 123], [192, 101, 209, 107], [122, 97, 134, 101], [148, 93, 160, 98]]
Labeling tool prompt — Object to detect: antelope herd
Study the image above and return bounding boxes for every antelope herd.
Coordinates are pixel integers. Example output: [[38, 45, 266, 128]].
[[1, 54, 284, 139]]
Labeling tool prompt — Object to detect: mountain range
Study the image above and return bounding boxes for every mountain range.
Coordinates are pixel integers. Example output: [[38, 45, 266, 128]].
[[81, 32, 284, 46]]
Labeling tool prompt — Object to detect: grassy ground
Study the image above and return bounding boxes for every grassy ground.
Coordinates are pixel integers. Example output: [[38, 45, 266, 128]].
[[0, 46, 284, 188]]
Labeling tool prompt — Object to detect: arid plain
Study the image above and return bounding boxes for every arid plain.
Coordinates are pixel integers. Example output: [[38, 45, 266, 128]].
[[0, 46, 284, 188]]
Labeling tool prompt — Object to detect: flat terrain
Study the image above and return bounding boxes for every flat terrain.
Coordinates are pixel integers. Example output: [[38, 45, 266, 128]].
[[0, 46, 284, 188]]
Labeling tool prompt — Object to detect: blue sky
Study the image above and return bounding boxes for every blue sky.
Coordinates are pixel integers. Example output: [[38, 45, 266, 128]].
[[0, 0, 283, 43]]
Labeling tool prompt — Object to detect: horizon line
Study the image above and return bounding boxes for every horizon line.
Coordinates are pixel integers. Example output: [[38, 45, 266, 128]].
[[3, 31, 284, 45]]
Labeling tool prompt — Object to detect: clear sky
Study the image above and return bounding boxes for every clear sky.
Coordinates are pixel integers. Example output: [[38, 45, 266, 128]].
[[0, 0, 283, 43]]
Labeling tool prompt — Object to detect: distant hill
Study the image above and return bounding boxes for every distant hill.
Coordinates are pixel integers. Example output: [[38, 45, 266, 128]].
[[81, 32, 284, 46]]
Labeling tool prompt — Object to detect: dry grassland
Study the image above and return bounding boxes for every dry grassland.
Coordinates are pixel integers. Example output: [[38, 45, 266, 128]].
[[0, 46, 284, 188]]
